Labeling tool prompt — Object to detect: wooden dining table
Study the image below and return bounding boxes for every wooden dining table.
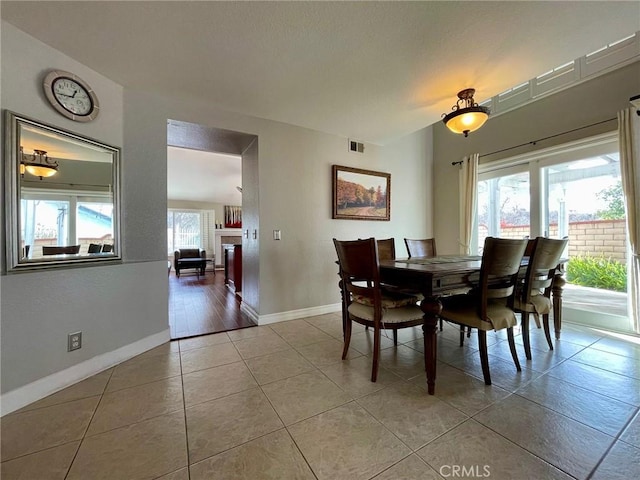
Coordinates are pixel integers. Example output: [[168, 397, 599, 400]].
[[378, 255, 567, 395]]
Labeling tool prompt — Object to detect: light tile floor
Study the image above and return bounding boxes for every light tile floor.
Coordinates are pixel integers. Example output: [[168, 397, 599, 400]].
[[2, 314, 640, 479]]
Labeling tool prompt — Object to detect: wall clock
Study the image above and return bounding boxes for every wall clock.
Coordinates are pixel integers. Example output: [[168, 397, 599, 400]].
[[43, 70, 99, 122]]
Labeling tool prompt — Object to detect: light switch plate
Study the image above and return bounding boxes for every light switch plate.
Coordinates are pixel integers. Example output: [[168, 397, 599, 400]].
[[273, 230, 281, 240]]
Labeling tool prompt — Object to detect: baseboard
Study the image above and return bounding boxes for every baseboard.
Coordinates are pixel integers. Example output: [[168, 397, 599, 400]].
[[0, 329, 170, 416], [257, 303, 342, 325], [240, 302, 259, 323]]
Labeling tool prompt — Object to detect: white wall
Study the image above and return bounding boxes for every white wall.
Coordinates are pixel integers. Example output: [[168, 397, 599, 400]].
[[1, 23, 169, 405], [433, 61, 640, 253]]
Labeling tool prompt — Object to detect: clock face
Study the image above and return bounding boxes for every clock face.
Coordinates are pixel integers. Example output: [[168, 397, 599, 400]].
[[52, 77, 93, 116], [43, 70, 99, 122]]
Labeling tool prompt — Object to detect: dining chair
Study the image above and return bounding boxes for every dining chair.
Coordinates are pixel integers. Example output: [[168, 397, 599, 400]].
[[375, 237, 396, 262], [42, 245, 81, 255], [438, 237, 528, 385], [523, 238, 541, 329], [404, 238, 437, 258], [514, 236, 569, 359], [370, 238, 424, 345], [404, 237, 448, 331], [334, 238, 424, 382], [88, 243, 102, 254]]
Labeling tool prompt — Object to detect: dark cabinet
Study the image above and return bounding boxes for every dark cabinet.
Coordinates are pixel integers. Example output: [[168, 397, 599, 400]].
[[223, 244, 242, 294]]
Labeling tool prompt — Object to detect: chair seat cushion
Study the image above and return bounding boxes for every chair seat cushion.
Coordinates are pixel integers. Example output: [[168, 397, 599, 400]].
[[348, 301, 423, 324], [513, 294, 552, 314], [381, 284, 425, 302], [440, 294, 517, 331], [352, 290, 419, 308]]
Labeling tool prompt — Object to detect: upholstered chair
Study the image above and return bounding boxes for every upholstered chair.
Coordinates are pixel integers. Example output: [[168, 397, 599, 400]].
[[514, 237, 568, 359], [438, 237, 528, 385], [334, 238, 424, 382]]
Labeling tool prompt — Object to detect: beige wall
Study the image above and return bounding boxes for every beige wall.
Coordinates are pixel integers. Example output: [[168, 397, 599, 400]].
[[123, 89, 434, 318], [433, 61, 640, 253]]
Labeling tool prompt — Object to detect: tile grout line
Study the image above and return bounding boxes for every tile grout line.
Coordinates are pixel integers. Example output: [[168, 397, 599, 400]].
[[63, 366, 116, 480], [177, 339, 193, 479], [585, 405, 640, 480], [198, 326, 320, 476]]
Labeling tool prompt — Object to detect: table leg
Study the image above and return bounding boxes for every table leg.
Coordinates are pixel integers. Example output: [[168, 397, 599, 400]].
[[421, 297, 442, 395], [552, 274, 566, 340]]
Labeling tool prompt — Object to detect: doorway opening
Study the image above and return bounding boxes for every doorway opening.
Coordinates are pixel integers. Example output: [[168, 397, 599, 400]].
[[166, 119, 258, 339]]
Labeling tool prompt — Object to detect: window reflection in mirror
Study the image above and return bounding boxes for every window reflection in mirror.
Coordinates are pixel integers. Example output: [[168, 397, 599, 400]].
[[4, 111, 121, 271]]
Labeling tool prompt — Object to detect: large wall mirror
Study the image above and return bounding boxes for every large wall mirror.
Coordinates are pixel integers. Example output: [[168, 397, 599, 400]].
[[4, 111, 121, 272]]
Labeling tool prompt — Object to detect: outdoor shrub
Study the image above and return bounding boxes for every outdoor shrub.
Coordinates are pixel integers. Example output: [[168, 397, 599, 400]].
[[566, 255, 627, 292]]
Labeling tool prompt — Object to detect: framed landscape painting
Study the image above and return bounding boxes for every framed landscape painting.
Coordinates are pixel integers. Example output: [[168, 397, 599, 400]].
[[332, 165, 390, 221]]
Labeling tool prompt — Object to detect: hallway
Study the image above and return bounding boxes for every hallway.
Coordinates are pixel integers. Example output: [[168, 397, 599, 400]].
[[169, 268, 255, 339]]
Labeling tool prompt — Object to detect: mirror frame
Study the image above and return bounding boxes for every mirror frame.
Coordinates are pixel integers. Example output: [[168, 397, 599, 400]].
[[4, 110, 122, 272]]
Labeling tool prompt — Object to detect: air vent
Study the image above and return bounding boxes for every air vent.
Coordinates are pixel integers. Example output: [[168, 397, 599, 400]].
[[349, 140, 364, 153]]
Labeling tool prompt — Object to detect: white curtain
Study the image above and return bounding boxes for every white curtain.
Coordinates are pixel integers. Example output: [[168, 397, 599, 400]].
[[459, 154, 479, 255], [618, 107, 640, 332]]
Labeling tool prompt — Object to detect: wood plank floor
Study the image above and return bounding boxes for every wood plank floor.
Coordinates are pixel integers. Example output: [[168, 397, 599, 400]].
[[168, 268, 256, 339]]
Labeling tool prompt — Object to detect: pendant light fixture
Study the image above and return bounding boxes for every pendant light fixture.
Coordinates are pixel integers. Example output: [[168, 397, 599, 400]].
[[21, 147, 58, 179], [442, 88, 490, 137]]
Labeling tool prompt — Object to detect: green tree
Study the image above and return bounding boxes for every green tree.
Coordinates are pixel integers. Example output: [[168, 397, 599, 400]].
[[596, 181, 625, 220]]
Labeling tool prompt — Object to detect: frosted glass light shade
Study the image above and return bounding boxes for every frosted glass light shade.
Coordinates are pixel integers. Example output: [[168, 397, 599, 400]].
[[444, 107, 490, 136], [24, 163, 57, 178]]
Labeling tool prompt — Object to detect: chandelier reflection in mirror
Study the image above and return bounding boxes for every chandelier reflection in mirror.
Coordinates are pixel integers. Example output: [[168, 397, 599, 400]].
[[442, 88, 491, 137], [20, 146, 59, 179]]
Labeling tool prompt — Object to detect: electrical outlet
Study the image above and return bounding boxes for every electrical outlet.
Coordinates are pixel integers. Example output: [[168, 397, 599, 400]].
[[68, 331, 82, 351]]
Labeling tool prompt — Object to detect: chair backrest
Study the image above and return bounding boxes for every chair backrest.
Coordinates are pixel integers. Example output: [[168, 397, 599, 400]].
[[477, 237, 528, 317], [524, 238, 535, 256], [88, 243, 102, 253], [42, 245, 81, 255], [521, 237, 568, 303], [404, 238, 436, 258], [333, 238, 381, 306], [376, 238, 395, 262], [102, 244, 113, 253], [176, 248, 202, 259]]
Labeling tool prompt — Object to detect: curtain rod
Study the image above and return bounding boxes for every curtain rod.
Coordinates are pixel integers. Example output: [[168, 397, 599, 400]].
[[478, 116, 617, 159]]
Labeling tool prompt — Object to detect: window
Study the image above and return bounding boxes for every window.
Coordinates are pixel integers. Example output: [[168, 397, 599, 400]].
[[167, 211, 201, 253], [77, 200, 114, 243], [477, 169, 530, 251], [21, 190, 113, 258], [22, 198, 70, 251], [475, 133, 631, 332], [167, 209, 215, 256]]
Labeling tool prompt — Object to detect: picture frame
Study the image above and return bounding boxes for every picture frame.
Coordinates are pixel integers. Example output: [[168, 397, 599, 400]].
[[332, 165, 390, 221], [224, 205, 242, 228]]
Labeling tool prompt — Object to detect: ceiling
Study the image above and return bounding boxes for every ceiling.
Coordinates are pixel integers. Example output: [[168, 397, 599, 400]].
[[167, 147, 241, 205], [3, 2, 639, 204], [3, 1, 639, 145]]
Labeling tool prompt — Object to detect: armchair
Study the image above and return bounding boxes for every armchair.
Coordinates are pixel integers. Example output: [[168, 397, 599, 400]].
[[174, 248, 206, 278]]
